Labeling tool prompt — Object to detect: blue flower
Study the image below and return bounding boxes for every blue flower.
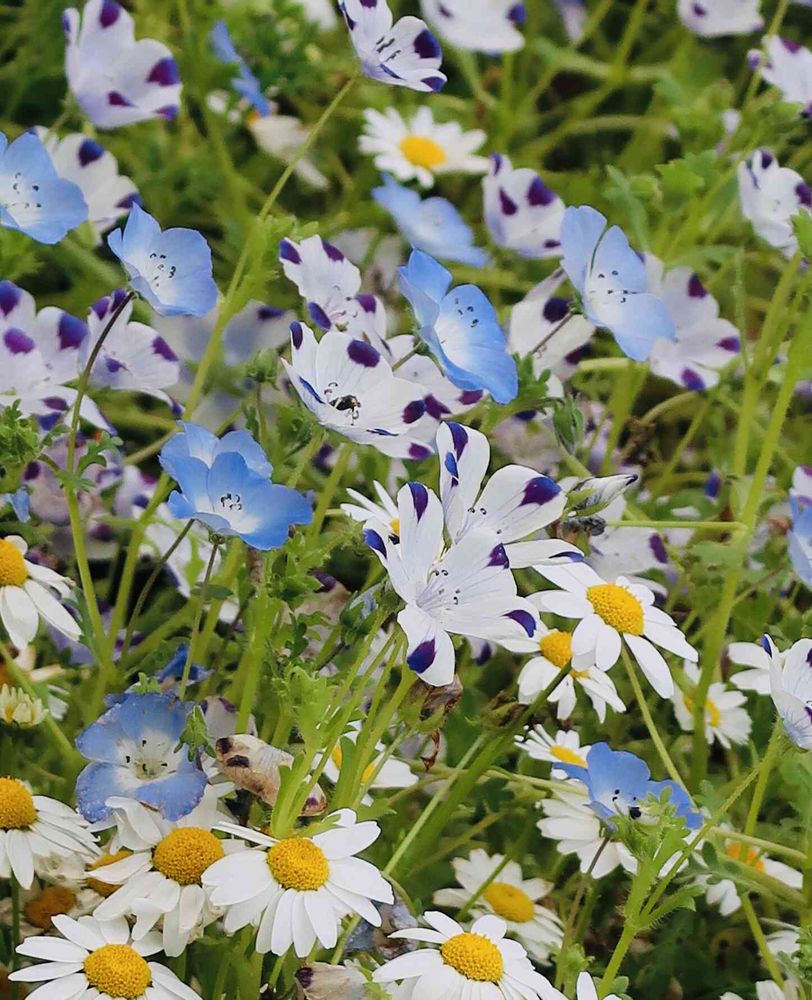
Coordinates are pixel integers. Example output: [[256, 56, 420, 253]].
[[398, 249, 518, 404], [107, 203, 218, 317], [560, 205, 676, 361], [0, 131, 87, 244], [788, 497, 812, 587], [340, 0, 446, 92], [0, 487, 29, 522], [156, 643, 212, 689], [159, 421, 312, 549], [558, 742, 701, 829], [373, 175, 487, 266], [75, 692, 207, 822], [210, 21, 271, 116]]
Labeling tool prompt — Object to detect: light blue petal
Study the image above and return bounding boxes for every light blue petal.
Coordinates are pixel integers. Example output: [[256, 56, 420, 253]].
[[75, 763, 138, 823], [238, 482, 313, 550], [560, 204, 606, 294], [605, 293, 676, 361], [116, 692, 189, 743], [591, 225, 647, 294], [214, 429, 273, 477], [137, 769, 208, 821], [75, 711, 128, 764]]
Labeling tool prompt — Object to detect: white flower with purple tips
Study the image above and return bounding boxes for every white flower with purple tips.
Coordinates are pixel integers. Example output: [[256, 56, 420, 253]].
[[789, 467, 812, 587], [738, 150, 812, 257], [398, 249, 517, 404], [766, 634, 812, 747], [0, 280, 106, 428], [282, 322, 433, 460], [561, 205, 676, 362], [108, 203, 218, 317], [279, 234, 387, 348], [40, 130, 138, 238], [483, 153, 565, 259], [678, 0, 762, 37], [63, 0, 182, 128], [82, 289, 180, 406], [363, 482, 540, 686], [420, 0, 526, 54], [645, 256, 740, 391], [0, 131, 87, 245], [373, 174, 488, 266], [748, 35, 812, 117], [340, 0, 446, 93]]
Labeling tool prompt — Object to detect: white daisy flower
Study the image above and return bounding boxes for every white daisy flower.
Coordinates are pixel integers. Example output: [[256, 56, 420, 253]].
[[536, 563, 697, 698], [507, 616, 626, 720], [323, 720, 417, 804], [536, 783, 636, 878], [0, 778, 97, 889], [432, 849, 564, 963], [202, 809, 393, 956], [0, 536, 81, 649], [360, 107, 487, 188], [0, 882, 97, 937], [88, 790, 229, 957], [372, 910, 552, 999], [543, 970, 623, 1000], [672, 661, 752, 749], [765, 635, 812, 748], [515, 724, 591, 779], [700, 832, 801, 916], [0, 684, 46, 727], [9, 913, 201, 1000]]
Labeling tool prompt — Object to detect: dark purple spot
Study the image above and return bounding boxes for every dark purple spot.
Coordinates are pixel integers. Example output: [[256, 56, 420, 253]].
[[718, 335, 740, 352], [705, 471, 721, 499], [649, 534, 668, 564], [58, 313, 87, 350], [474, 641, 493, 665], [78, 139, 105, 166], [290, 322, 303, 350], [506, 608, 536, 636], [692, 2, 706, 14], [298, 377, 321, 403], [116, 192, 141, 210], [516, 409, 537, 421], [0, 281, 21, 316], [543, 297, 569, 323], [402, 399, 425, 424], [459, 390, 483, 405], [99, 0, 121, 27], [363, 528, 386, 557], [61, 11, 70, 34], [687, 274, 707, 298], [488, 544, 509, 567], [444, 452, 459, 481], [279, 239, 301, 264], [407, 481, 429, 520], [108, 91, 134, 107], [499, 189, 518, 216], [407, 639, 436, 675], [4, 328, 34, 354], [796, 183, 812, 208], [490, 153, 503, 172], [681, 368, 706, 391], [414, 29, 440, 60], [308, 302, 331, 330], [105, 356, 124, 374], [448, 421, 468, 457], [780, 36, 801, 53], [153, 336, 177, 362], [424, 394, 450, 420], [408, 443, 432, 461], [258, 306, 284, 320], [528, 176, 555, 207], [424, 75, 446, 93], [148, 58, 180, 86], [759, 150, 774, 168], [509, 2, 526, 24], [360, 0, 378, 6], [321, 239, 344, 262], [522, 475, 560, 506], [92, 296, 111, 320], [347, 339, 379, 367], [23, 461, 40, 481], [156, 104, 179, 121], [42, 396, 67, 411], [356, 293, 376, 314]]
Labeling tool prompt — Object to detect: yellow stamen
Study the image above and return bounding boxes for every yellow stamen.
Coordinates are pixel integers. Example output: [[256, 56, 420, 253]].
[[550, 745, 588, 768], [0, 539, 27, 587], [683, 693, 722, 729], [83, 944, 151, 999], [586, 583, 644, 635], [483, 882, 535, 923], [725, 842, 765, 872], [331, 744, 379, 786], [152, 827, 224, 886], [24, 886, 76, 929], [267, 837, 329, 890], [539, 630, 573, 668], [440, 931, 504, 982], [390, 518, 400, 537], [87, 849, 133, 897], [0, 777, 36, 829], [399, 135, 447, 170]]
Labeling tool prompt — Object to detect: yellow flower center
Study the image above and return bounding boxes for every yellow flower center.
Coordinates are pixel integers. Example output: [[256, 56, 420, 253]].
[[539, 630, 573, 668], [399, 135, 447, 170], [87, 850, 133, 897], [683, 693, 722, 729], [586, 583, 644, 635], [83, 944, 151, 1000], [483, 882, 535, 923], [152, 827, 224, 886], [390, 518, 400, 537], [0, 777, 36, 829], [267, 837, 329, 890], [440, 931, 504, 982], [550, 744, 588, 768], [330, 744, 378, 785], [24, 886, 76, 930], [0, 539, 27, 588], [725, 842, 765, 872]]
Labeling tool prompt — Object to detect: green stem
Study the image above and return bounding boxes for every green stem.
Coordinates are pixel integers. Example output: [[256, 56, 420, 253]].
[[741, 894, 786, 986], [236, 558, 274, 731], [744, 723, 784, 837], [178, 540, 220, 699], [308, 443, 351, 539], [622, 648, 682, 784]]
